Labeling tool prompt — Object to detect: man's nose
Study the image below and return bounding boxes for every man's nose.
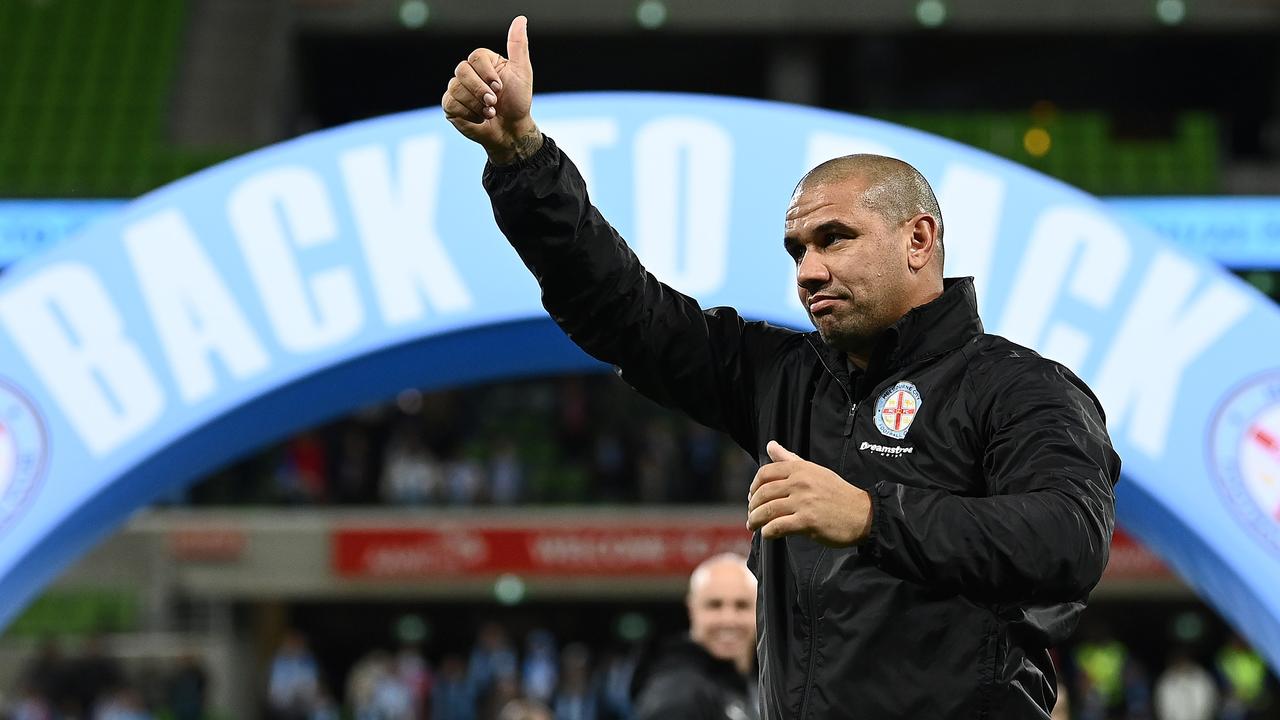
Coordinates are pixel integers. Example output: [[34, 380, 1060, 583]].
[[796, 251, 830, 290]]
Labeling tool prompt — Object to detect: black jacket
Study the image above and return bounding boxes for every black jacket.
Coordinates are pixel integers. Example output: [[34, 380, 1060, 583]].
[[632, 636, 759, 720], [484, 136, 1121, 719]]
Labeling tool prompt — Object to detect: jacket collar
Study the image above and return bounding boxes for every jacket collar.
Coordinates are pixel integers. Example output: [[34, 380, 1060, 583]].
[[808, 277, 984, 395]]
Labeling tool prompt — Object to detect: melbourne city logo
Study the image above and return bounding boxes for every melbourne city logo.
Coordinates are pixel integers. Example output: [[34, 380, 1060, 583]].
[[874, 381, 922, 439], [1208, 372, 1280, 557], [0, 379, 48, 535]]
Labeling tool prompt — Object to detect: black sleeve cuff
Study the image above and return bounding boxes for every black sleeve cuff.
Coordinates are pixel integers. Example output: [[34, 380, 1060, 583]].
[[482, 133, 560, 182]]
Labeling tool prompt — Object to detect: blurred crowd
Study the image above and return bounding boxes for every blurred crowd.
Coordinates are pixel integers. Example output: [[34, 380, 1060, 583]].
[[1061, 628, 1276, 720], [262, 621, 1280, 720], [4, 618, 1277, 720], [264, 624, 635, 720], [3, 636, 206, 720], [181, 375, 756, 508]]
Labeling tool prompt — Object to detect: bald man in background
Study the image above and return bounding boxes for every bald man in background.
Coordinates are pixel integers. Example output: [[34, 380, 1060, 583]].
[[443, 17, 1119, 718], [632, 553, 759, 720]]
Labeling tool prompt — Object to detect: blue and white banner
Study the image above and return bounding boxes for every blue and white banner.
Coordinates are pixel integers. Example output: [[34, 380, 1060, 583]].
[[0, 93, 1277, 667], [8, 195, 1280, 274]]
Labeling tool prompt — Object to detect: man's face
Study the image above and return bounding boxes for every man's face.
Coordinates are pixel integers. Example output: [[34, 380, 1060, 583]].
[[784, 176, 916, 357], [687, 562, 757, 667]]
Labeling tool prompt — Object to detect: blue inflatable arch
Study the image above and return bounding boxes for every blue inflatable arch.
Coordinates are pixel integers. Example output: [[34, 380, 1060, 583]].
[[0, 94, 1277, 669]]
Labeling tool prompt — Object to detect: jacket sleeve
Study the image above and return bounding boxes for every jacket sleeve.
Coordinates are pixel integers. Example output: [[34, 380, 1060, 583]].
[[483, 135, 792, 451], [865, 359, 1119, 602]]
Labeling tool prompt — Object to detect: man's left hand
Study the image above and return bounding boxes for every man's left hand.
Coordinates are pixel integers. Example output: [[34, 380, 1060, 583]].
[[747, 440, 872, 546]]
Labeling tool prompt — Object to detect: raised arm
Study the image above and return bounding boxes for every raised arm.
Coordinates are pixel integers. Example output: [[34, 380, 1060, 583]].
[[441, 18, 795, 450]]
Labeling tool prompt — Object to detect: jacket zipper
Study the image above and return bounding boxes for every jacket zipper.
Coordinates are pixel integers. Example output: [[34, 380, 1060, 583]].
[[798, 547, 826, 720], [799, 340, 859, 720]]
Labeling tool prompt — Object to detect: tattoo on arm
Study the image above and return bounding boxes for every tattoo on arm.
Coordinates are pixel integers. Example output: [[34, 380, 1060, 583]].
[[512, 129, 543, 160], [489, 127, 544, 165]]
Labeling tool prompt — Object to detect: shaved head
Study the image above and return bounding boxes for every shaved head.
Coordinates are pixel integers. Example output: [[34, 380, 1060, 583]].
[[687, 552, 756, 674], [785, 154, 946, 365], [797, 154, 945, 268], [688, 552, 756, 595]]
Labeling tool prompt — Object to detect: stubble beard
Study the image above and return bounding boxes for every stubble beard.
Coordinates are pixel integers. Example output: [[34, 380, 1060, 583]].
[[811, 309, 877, 358]]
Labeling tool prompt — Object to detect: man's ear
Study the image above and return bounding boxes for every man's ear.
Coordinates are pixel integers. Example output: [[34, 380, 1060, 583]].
[[906, 214, 940, 272]]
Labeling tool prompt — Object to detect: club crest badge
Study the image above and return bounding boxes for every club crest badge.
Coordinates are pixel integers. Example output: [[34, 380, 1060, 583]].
[[0, 380, 48, 537], [875, 381, 922, 440], [1209, 372, 1280, 558]]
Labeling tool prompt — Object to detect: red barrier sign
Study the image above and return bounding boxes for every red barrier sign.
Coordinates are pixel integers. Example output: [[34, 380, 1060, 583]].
[[333, 523, 1169, 581], [333, 525, 753, 578]]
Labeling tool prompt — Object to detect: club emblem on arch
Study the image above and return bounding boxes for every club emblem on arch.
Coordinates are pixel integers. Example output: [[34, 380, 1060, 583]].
[[0, 379, 48, 537], [1209, 371, 1280, 559], [874, 381, 923, 440]]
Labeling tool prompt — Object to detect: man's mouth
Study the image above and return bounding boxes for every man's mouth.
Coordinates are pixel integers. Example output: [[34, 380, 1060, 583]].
[[808, 294, 843, 314], [711, 629, 748, 646]]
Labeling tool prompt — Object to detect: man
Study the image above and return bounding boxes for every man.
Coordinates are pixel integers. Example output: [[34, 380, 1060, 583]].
[[441, 17, 1120, 718], [632, 553, 760, 720]]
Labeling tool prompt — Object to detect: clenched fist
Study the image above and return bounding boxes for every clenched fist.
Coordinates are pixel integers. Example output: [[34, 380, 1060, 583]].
[[442, 16, 542, 164], [747, 440, 873, 546]]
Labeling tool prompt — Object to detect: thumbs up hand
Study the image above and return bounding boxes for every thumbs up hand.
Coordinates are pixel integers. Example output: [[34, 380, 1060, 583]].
[[442, 16, 542, 164], [747, 440, 873, 547]]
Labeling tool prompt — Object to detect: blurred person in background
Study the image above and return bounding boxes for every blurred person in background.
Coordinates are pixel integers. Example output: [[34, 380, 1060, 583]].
[[488, 436, 526, 505], [93, 686, 153, 720], [75, 634, 125, 719], [163, 653, 208, 720], [637, 420, 679, 503], [591, 430, 627, 502], [348, 649, 387, 714], [9, 678, 55, 720], [311, 686, 341, 720], [17, 638, 71, 714], [498, 698, 553, 720], [332, 422, 376, 504], [1153, 648, 1216, 720], [267, 630, 321, 720], [552, 643, 595, 720], [468, 623, 518, 704], [1122, 659, 1154, 720], [433, 654, 476, 720], [274, 432, 328, 504], [381, 420, 443, 505], [395, 642, 434, 720], [445, 453, 486, 506], [1215, 635, 1272, 720], [349, 649, 415, 720], [596, 648, 638, 720], [1072, 625, 1131, 720], [481, 676, 522, 720], [442, 15, 1118, 720], [369, 660, 416, 720], [522, 629, 558, 705], [684, 423, 723, 503], [632, 553, 758, 720]]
